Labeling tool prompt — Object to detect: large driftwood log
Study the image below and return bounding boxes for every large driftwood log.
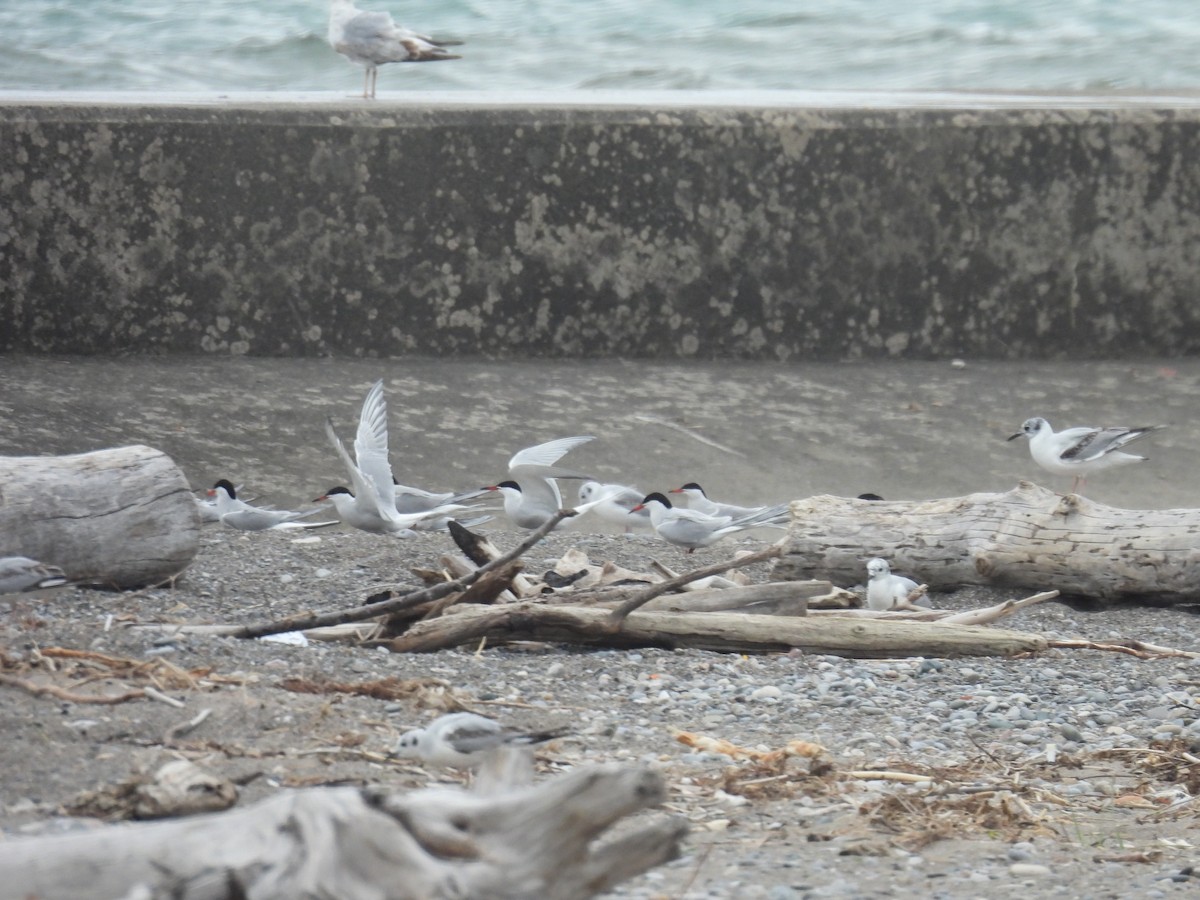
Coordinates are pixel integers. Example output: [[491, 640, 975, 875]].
[[0, 445, 199, 588], [773, 482, 1200, 604], [388, 603, 1047, 658], [0, 762, 685, 900]]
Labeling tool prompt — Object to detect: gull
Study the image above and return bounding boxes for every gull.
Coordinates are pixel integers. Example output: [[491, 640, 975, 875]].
[[865, 557, 930, 611], [328, 0, 462, 99], [0, 556, 71, 595], [1007, 417, 1167, 493], [484, 435, 596, 530], [321, 380, 468, 534], [631, 492, 790, 553], [206, 480, 328, 531], [669, 482, 768, 518], [390, 712, 568, 769], [577, 481, 652, 533]]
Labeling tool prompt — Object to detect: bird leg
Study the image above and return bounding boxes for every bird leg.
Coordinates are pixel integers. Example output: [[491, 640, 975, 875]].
[[362, 68, 370, 99]]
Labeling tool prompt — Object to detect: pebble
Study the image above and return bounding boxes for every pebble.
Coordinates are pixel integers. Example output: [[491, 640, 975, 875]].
[[1009, 863, 1052, 877]]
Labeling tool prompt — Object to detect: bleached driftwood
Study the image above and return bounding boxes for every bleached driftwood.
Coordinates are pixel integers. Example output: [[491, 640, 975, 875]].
[[0, 760, 685, 900], [774, 482, 1200, 604], [589, 581, 819, 615], [0, 444, 199, 588], [388, 602, 1047, 658]]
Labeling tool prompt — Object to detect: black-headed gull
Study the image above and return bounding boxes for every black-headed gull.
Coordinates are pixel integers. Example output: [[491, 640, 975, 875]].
[[631, 492, 789, 553], [207, 480, 327, 531], [321, 380, 467, 533], [865, 557, 930, 611], [669, 482, 768, 518], [0, 556, 71, 594], [577, 481, 652, 533], [328, 0, 462, 99], [1007, 417, 1166, 493], [484, 435, 595, 530], [390, 712, 568, 769]]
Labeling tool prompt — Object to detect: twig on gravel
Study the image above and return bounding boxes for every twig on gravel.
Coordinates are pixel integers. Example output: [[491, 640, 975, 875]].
[[142, 686, 186, 708], [606, 543, 783, 629], [165, 707, 213, 744], [1047, 638, 1200, 659], [146, 510, 576, 641], [0, 673, 146, 705]]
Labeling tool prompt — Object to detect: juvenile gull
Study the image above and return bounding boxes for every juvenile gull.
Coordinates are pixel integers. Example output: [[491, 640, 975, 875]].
[[865, 557, 930, 611], [578, 480, 652, 533], [328, 0, 462, 99], [1007, 417, 1166, 493], [391, 712, 568, 769]]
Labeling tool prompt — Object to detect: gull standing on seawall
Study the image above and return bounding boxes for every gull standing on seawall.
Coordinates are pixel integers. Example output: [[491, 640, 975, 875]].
[[1007, 417, 1167, 494], [328, 0, 462, 99]]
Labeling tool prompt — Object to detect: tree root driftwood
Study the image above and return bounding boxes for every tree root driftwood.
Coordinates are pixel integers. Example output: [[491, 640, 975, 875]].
[[0, 444, 199, 589], [0, 757, 685, 900], [774, 482, 1200, 604]]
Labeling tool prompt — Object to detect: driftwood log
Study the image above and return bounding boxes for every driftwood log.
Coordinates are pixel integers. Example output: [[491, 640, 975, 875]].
[[0, 444, 199, 588], [388, 603, 1047, 658], [773, 482, 1200, 604], [0, 760, 685, 900]]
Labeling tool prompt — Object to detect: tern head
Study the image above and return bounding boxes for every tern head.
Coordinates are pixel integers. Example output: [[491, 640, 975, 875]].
[[485, 480, 522, 493], [670, 482, 707, 497], [866, 558, 891, 578], [208, 479, 237, 499], [632, 492, 673, 513], [314, 486, 354, 502], [1008, 417, 1049, 442]]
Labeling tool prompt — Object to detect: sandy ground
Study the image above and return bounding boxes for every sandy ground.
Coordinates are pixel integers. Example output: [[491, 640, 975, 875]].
[[2, 356, 1200, 897]]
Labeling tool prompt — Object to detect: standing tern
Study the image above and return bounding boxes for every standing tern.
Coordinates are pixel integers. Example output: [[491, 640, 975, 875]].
[[206, 481, 327, 531], [631, 492, 790, 553], [321, 380, 466, 534], [483, 435, 596, 530], [390, 712, 568, 769], [865, 557, 930, 611], [328, 0, 462, 99], [577, 481, 652, 533], [1007, 417, 1166, 493], [669, 482, 768, 518], [0, 556, 71, 594]]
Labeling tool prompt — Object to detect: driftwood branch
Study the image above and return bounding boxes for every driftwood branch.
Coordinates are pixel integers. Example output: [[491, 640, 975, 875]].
[[774, 482, 1200, 604], [389, 603, 1047, 658], [0, 445, 199, 589], [0, 762, 684, 900]]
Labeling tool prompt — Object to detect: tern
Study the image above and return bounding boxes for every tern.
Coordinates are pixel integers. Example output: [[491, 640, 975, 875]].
[[390, 712, 568, 769], [206, 481, 327, 531], [484, 435, 596, 530], [321, 380, 466, 534], [0, 556, 71, 595], [1007, 417, 1166, 493], [577, 481, 652, 533], [328, 0, 462, 99], [669, 482, 768, 518], [865, 557, 930, 611], [631, 492, 790, 553]]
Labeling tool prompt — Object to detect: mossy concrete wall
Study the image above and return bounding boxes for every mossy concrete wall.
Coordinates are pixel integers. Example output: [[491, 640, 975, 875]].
[[3, 100, 1200, 359]]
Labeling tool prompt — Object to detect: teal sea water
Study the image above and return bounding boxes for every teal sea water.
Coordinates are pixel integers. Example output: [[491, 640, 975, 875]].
[[1, 0, 1200, 94]]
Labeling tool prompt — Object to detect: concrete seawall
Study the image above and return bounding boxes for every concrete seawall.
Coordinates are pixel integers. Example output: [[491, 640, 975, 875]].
[[4, 97, 1200, 359]]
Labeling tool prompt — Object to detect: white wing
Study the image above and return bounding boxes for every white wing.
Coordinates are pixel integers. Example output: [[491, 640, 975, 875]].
[[352, 380, 398, 511], [326, 416, 395, 524], [508, 435, 595, 513]]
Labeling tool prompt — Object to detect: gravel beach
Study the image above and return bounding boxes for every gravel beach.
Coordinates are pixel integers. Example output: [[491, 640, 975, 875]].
[[2, 356, 1200, 897]]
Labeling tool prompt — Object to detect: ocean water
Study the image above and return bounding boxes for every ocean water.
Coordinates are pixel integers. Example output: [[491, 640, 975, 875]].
[[1, 0, 1200, 95]]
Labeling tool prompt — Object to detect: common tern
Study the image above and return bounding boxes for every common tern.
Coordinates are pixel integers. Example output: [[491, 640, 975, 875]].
[[390, 712, 568, 769], [631, 492, 790, 553], [1007, 417, 1167, 493], [865, 557, 930, 611], [322, 380, 467, 534], [207, 481, 327, 531], [484, 435, 596, 530], [328, 0, 462, 99], [577, 481, 652, 533], [669, 482, 768, 518], [0, 556, 71, 594]]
